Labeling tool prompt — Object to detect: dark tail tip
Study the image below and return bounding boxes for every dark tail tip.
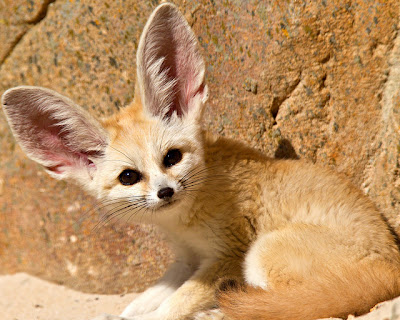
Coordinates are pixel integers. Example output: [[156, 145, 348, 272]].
[[218, 278, 242, 293], [216, 278, 251, 320]]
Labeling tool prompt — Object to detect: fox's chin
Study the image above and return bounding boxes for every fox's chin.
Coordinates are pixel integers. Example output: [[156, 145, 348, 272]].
[[153, 196, 194, 214], [156, 199, 185, 211], [158, 199, 180, 210]]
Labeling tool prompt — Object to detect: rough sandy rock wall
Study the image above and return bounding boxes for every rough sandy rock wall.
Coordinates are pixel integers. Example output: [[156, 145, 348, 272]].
[[0, 0, 399, 298]]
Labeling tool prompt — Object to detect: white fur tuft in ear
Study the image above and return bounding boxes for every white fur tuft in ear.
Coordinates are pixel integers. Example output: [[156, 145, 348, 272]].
[[136, 2, 208, 121], [1, 86, 108, 190]]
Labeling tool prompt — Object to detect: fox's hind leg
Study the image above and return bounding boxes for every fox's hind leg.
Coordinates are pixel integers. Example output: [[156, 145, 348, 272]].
[[244, 223, 360, 290]]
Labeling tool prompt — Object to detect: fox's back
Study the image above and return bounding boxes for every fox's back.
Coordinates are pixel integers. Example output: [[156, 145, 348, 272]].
[[199, 134, 399, 263]]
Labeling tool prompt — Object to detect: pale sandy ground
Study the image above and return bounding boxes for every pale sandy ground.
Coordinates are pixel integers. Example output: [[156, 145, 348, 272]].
[[0, 273, 137, 320], [1, 273, 400, 320]]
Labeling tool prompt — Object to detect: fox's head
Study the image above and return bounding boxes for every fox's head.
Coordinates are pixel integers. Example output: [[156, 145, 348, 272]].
[[1, 3, 208, 225]]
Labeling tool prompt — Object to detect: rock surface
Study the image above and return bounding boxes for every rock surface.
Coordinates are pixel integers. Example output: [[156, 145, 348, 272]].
[[0, 0, 399, 318]]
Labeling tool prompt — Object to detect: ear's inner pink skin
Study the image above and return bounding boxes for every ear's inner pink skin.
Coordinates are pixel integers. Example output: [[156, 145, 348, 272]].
[[29, 111, 100, 173]]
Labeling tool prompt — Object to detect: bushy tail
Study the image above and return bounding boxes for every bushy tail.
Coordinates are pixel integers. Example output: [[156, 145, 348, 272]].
[[218, 262, 400, 320]]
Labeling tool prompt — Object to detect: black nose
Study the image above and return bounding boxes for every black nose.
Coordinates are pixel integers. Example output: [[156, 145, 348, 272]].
[[157, 187, 174, 199]]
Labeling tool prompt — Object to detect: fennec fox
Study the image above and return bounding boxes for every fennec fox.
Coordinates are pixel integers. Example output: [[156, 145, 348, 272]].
[[2, 3, 400, 320]]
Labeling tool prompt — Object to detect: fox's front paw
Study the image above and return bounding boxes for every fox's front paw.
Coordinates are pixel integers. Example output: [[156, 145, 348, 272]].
[[193, 309, 226, 320], [91, 313, 133, 320]]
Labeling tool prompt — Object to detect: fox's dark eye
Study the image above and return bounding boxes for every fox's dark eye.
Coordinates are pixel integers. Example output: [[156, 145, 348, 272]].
[[163, 149, 182, 167], [119, 169, 141, 185]]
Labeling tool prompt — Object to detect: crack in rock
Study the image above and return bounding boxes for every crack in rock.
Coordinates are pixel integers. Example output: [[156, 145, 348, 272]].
[[270, 75, 302, 123], [361, 25, 400, 228]]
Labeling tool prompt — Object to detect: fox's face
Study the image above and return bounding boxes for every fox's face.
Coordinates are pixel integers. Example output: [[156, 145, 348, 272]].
[[94, 109, 205, 224], [1, 3, 208, 225]]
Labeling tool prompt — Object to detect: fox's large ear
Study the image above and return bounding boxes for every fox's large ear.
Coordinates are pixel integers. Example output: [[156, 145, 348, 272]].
[[1, 86, 108, 190], [135, 3, 208, 121]]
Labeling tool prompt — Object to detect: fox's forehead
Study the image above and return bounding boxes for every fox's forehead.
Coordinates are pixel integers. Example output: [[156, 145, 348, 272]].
[[101, 105, 200, 171], [102, 100, 148, 139], [103, 118, 163, 167]]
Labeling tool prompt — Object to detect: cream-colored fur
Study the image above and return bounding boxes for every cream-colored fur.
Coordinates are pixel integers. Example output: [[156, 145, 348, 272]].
[[2, 3, 400, 320]]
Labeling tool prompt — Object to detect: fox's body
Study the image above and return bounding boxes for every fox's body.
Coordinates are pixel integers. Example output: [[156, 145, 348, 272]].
[[2, 3, 400, 320]]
